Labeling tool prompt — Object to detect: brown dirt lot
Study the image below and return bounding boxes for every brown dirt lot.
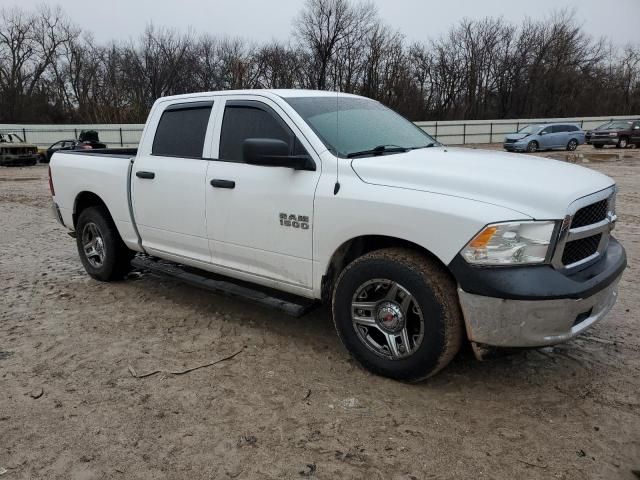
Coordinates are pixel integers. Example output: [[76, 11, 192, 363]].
[[1, 145, 639, 479]]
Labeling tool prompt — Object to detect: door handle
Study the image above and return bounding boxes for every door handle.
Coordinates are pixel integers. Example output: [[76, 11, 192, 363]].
[[210, 179, 235, 189], [136, 171, 155, 179]]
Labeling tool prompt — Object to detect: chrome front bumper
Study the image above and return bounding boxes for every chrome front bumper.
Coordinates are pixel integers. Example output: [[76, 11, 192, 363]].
[[458, 275, 621, 348]]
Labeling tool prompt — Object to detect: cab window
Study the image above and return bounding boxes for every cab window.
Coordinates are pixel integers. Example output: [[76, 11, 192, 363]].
[[218, 101, 307, 162], [152, 101, 213, 158]]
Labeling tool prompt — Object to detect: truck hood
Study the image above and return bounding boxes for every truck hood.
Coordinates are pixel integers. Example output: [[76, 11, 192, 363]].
[[350, 147, 614, 219]]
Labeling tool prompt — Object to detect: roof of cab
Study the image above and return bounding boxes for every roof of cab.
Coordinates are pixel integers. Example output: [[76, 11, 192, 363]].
[[156, 88, 362, 103]]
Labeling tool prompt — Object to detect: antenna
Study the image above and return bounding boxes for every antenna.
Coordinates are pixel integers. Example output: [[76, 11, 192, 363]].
[[334, 87, 341, 195]]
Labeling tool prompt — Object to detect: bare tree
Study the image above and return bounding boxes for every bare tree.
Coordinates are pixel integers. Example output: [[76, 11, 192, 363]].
[[294, 0, 376, 90]]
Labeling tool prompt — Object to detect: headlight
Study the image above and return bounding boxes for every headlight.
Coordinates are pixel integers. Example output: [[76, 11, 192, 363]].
[[609, 132, 618, 137], [461, 221, 556, 265]]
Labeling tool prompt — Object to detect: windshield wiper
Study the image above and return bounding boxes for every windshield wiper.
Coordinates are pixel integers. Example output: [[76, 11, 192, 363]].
[[409, 143, 436, 150], [347, 145, 409, 158]]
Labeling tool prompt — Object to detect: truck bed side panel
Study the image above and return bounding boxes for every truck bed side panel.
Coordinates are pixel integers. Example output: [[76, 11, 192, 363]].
[[50, 152, 141, 251]]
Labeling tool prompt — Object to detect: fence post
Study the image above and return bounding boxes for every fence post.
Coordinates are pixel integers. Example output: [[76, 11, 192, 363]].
[[434, 121, 438, 141], [119, 128, 123, 147], [516, 122, 520, 132], [581, 120, 584, 128], [463, 123, 466, 145], [22, 128, 27, 142], [74, 128, 78, 139], [489, 123, 493, 143]]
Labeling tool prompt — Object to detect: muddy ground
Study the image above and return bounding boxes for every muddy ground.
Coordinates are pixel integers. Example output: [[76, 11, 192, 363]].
[[1, 144, 639, 479]]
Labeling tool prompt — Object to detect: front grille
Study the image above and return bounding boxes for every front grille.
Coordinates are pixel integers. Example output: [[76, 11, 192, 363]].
[[572, 199, 608, 228], [504, 138, 517, 144], [562, 234, 602, 265]]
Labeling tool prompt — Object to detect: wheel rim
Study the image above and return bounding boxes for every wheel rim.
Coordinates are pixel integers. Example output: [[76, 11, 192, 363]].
[[527, 142, 536, 152], [568, 140, 577, 150], [620, 139, 627, 148], [82, 222, 106, 268], [351, 279, 425, 360]]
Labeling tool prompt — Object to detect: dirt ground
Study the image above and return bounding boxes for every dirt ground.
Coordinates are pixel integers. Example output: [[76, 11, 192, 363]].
[[1, 144, 639, 479]]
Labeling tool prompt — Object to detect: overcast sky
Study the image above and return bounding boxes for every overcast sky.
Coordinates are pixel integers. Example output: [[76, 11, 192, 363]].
[[8, 0, 640, 46]]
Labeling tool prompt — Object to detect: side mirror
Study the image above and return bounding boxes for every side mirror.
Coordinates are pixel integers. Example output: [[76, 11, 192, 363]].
[[242, 138, 315, 171], [634, 125, 640, 130]]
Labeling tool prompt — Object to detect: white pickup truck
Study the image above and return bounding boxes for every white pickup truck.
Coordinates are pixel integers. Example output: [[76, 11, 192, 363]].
[[50, 89, 626, 381]]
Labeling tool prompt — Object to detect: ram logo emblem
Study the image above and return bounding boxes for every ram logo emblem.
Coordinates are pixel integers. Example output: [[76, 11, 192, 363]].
[[279, 213, 310, 230]]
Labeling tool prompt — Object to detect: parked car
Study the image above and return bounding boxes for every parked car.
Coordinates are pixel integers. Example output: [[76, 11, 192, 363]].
[[44, 136, 107, 163], [49, 90, 625, 381], [585, 120, 640, 149], [0, 132, 40, 166], [503, 123, 585, 153]]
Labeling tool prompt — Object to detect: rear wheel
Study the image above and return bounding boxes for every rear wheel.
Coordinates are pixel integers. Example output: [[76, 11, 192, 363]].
[[526, 140, 538, 153], [332, 248, 463, 382], [616, 137, 629, 149], [75, 206, 133, 281], [594, 144, 604, 149], [566, 139, 578, 151]]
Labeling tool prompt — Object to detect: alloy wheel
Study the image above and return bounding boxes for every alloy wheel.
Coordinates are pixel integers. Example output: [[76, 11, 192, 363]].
[[351, 279, 425, 360], [81, 222, 106, 268]]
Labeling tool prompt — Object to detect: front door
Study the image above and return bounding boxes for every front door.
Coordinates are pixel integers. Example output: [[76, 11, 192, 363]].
[[538, 126, 554, 149], [205, 97, 320, 291], [132, 100, 215, 264]]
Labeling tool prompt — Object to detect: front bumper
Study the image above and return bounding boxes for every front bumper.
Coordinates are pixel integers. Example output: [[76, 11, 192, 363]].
[[590, 138, 617, 146], [503, 143, 526, 152], [450, 238, 626, 348], [458, 277, 620, 347]]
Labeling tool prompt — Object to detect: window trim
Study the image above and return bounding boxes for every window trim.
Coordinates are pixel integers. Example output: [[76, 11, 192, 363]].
[[150, 101, 214, 159]]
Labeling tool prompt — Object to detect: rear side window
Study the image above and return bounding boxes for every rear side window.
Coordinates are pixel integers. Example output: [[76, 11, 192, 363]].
[[566, 125, 580, 132], [219, 102, 304, 162], [552, 125, 568, 133], [152, 102, 213, 158]]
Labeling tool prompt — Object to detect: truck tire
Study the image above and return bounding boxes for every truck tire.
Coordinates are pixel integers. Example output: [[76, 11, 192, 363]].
[[332, 248, 464, 381], [616, 137, 628, 149], [75, 206, 133, 281], [594, 144, 604, 149]]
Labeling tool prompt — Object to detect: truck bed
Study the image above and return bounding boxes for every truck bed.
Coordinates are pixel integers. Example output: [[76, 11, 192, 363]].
[[50, 150, 141, 251]]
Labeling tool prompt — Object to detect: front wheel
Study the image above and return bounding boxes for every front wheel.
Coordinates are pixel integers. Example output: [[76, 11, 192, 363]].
[[75, 206, 133, 281], [566, 139, 578, 151], [617, 137, 628, 149], [332, 248, 464, 381], [526, 140, 538, 153]]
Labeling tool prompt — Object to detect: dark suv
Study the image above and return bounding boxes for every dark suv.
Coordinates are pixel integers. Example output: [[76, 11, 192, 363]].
[[586, 120, 640, 149]]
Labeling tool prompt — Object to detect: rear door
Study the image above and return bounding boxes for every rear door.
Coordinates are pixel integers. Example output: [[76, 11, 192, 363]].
[[132, 99, 215, 264], [205, 96, 320, 290]]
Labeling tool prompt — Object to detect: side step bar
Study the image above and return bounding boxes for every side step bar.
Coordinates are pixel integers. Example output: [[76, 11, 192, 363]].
[[131, 255, 318, 317]]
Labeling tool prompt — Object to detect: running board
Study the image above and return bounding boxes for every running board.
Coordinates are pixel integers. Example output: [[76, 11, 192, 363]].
[[131, 255, 318, 317]]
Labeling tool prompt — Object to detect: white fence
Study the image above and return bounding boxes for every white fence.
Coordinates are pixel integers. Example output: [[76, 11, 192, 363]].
[[1, 114, 638, 148], [415, 115, 639, 145]]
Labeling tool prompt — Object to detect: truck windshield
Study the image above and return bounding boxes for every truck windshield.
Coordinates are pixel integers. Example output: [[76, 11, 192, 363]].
[[285, 96, 437, 158]]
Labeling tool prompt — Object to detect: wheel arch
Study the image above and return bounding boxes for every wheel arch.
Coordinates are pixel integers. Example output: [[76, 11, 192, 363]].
[[73, 191, 116, 230], [320, 234, 454, 304]]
